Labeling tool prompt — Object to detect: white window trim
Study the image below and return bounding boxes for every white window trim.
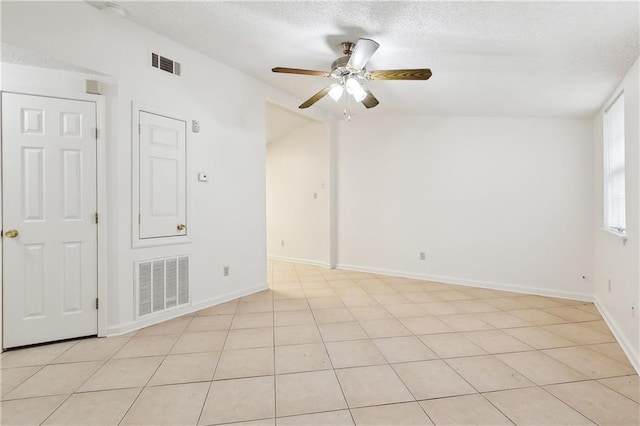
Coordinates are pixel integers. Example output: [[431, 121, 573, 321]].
[[602, 227, 628, 244], [603, 91, 626, 237]]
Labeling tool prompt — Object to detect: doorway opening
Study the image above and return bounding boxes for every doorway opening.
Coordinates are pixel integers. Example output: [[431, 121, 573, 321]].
[[265, 101, 332, 277]]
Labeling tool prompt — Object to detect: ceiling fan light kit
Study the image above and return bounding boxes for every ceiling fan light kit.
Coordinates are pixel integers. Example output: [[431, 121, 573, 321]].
[[272, 38, 432, 112], [328, 84, 344, 101], [345, 78, 367, 101]]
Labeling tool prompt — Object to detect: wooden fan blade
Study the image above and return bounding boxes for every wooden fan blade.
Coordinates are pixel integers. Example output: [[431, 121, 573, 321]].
[[361, 88, 379, 109], [299, 86, 332, 109], [367, 69, 432, 80], [347, 38, 380, 70], [272, 67, 330, 77]]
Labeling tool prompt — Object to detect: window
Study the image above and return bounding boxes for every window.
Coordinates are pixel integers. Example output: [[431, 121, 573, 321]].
[[604, 93, 625, 233]]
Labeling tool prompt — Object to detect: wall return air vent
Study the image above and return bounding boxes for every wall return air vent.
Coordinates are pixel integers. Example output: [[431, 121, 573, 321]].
[[151, 52, 181, 76], [136, 256, 189, 317]]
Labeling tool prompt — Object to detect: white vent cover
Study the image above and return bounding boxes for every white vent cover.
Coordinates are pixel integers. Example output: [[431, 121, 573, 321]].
[[137, 256, 189, 317], [151, 52, 181, 76]]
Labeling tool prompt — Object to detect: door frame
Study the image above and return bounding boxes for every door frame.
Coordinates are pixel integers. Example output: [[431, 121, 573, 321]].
[[264, 99, 335, 268], [1, 87, 108, 347]]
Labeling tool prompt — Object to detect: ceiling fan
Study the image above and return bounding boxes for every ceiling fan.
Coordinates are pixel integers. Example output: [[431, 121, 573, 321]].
[[272, 38, 432, 110]]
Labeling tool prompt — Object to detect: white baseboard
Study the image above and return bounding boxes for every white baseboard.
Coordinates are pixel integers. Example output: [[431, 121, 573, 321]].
[[268, 255, 331, 269], [104, 282, 269, 336], [594, 298, 640, 375], [335, 263, 593, 302]]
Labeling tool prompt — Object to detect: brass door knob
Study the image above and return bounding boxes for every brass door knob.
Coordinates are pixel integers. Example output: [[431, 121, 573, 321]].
[[177, 224, 186, 231], [4, 229, 19, 238]]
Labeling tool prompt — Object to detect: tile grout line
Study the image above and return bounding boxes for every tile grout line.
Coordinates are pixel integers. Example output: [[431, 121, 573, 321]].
[[37, 335, 137, 424], [195, 298, 238, 425], [117, 316, 195, 425], [294, 266, 629, 424], [361, 274, 624, 424], [530, 382, 600, 424], [304, 271, 357, 426], [271, 271, 277, 423], [339, 276, 529, 425], [0, 364, 47, 400], [595, 376, 640, 404], [36, 338, 130, 425]]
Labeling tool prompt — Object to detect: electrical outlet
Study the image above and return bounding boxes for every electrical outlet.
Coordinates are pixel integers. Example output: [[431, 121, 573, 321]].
[[419, 252, 426, 261], [223, 266, 229, 277], [608, 279, 612, 293], [280, 240, 284, 247]]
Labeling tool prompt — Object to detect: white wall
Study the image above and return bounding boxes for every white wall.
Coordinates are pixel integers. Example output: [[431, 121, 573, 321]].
[[337, 116, 594, 300], [1, 1, 268, 335], [593, 58, 640, 371], [267, 121, 329, 265]]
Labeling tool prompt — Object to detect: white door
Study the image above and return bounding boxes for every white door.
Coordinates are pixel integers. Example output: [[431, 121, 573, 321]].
[[2, 93, 98, 348], [138, 111, 187, 239]]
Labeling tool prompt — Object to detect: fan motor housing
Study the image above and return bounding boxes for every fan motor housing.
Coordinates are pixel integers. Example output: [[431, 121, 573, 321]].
[[331, 56, 349, 74], [331, 55, 366, 78]]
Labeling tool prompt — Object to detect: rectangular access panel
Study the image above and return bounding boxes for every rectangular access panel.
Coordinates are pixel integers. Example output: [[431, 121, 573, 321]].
[[138, 111, 187, 239]]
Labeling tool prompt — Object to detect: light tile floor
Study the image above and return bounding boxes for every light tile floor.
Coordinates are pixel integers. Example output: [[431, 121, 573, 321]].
[[1, 261, 639, 425]]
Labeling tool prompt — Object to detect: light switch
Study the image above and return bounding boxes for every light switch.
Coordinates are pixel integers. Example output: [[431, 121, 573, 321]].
[[198, 172, 209, 182], [192, 120, 200, 133]]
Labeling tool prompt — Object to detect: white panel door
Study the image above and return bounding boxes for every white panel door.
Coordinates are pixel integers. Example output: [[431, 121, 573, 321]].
[[2, 93, 98, 348], [139, 111, 187, 239]]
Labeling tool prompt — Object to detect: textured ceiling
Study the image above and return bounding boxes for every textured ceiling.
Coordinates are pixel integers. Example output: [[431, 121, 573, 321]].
[[114, 1, 637, 117]]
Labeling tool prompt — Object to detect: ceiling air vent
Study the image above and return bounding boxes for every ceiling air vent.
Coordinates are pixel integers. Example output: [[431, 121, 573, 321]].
[[151, 52, 181, 76]]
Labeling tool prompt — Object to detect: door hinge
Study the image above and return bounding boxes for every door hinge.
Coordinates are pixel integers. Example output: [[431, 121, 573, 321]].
[[138, 214, 141, 224], [95, 298, 99, 310], [95, 128, 99, 139], [138, 124, 141, 134], [95, 212, 99, 224]]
